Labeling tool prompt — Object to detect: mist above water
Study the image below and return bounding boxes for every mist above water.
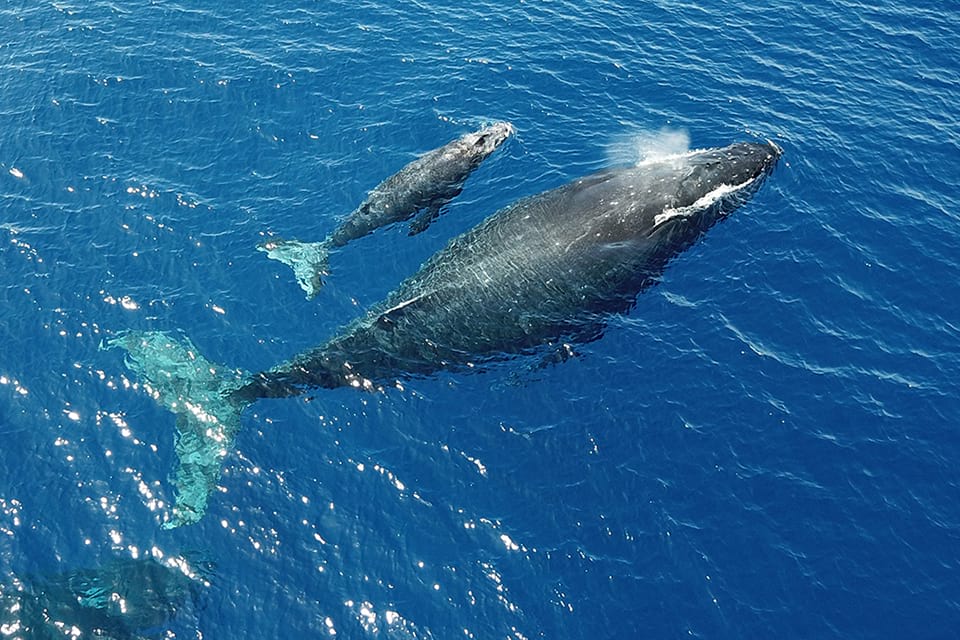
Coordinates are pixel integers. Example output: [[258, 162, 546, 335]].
[[605, 128, 691, 166]]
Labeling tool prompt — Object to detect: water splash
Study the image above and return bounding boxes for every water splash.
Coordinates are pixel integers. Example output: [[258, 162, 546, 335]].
[[605, 127, 692, 167]]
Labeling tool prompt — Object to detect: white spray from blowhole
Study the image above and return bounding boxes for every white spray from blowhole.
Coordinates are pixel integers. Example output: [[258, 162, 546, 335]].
[[605, 127, 692, 167]]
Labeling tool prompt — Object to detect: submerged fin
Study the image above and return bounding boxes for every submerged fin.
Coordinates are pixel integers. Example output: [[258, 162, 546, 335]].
[[407, 202, 445, 236], [533, 342, 580, 370], [257, 239, 330, 299], [107, 331, 251, 528]]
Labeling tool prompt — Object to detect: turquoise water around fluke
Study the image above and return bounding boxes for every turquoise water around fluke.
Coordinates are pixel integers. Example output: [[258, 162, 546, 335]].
[[108, 332, 248, 529], [257, 238, 330, 299]]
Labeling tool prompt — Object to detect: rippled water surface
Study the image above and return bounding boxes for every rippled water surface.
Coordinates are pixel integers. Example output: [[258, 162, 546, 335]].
[[1, 1, 958, 637]]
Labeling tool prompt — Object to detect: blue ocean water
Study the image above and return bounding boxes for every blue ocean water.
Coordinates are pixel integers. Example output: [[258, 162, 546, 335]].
[[1, 0, 958, 637]]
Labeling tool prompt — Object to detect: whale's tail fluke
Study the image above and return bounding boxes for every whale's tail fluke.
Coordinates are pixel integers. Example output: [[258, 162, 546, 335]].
[[257, 238, 330, 299], [107, 331, 252, 529]]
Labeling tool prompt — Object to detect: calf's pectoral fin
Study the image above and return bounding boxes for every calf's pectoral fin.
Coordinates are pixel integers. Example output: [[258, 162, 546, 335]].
[[408, 203, 445, 236]]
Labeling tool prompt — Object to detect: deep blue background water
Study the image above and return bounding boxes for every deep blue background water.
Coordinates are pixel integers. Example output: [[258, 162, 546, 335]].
[[1, 0, 959, 637]]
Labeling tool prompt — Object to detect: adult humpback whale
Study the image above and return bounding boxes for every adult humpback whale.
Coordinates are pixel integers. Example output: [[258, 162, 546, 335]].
[[259, 121, 514, 298], [113, 140, 781, 527]]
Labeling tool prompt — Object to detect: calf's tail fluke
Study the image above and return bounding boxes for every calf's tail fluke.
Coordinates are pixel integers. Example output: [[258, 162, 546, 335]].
[[107, 331, 253, 529], [257, 238, 330, 299]]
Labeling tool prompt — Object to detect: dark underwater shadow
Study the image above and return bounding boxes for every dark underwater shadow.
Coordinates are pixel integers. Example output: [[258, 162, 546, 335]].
[[0, 553, 212, 639]]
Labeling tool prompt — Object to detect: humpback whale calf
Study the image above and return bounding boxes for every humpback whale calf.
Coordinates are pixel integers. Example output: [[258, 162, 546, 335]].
[[113, 140, 781, 527], [259, 121, 515, 298]]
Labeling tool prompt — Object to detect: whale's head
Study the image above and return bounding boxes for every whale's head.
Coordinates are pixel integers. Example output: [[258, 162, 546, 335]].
[[677, 141, 781, 207], [464, 121, 515, 158], [649, 141, 781, 230]]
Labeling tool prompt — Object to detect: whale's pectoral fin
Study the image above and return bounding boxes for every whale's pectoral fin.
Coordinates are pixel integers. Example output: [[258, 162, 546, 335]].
[[408, 203, 446, 236], [257, 239, 330, 299], [494, 342, 585, 391], [106, 331, 251, 528], [535, 342, 580, 369]]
